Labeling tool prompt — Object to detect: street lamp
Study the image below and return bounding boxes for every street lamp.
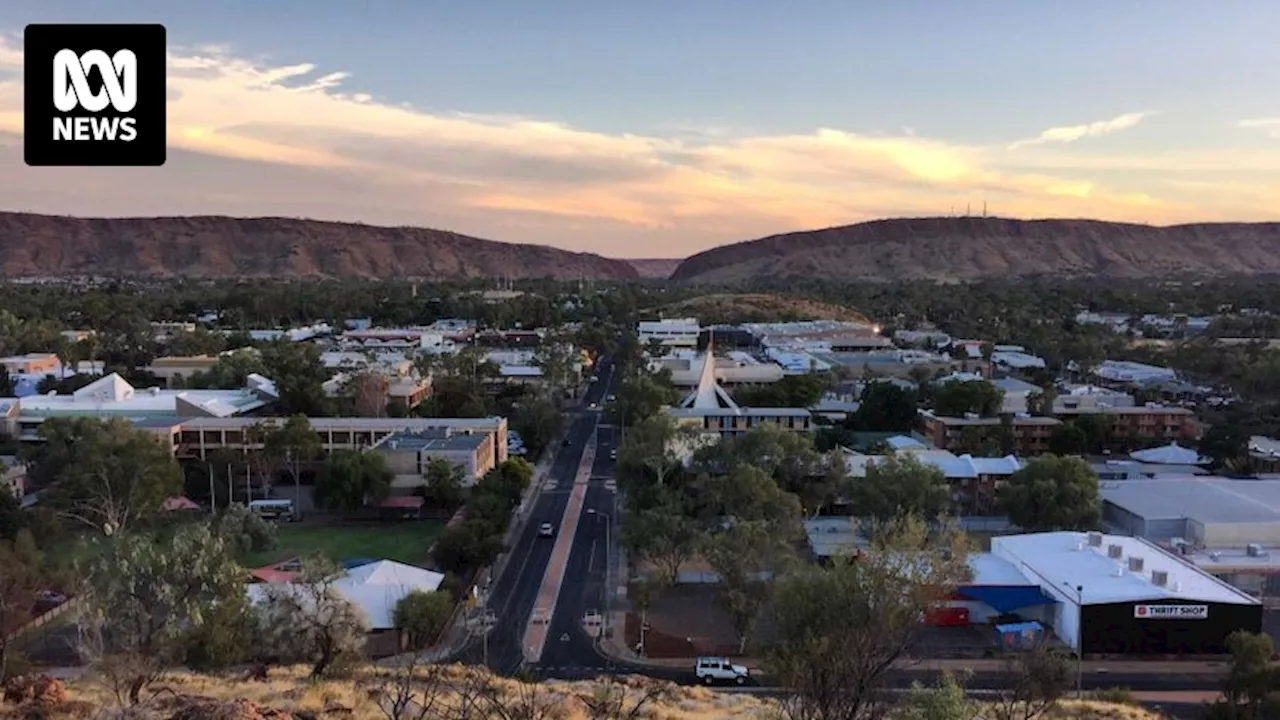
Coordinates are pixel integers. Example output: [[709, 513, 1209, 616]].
[[1064, 581, 1084, 698]]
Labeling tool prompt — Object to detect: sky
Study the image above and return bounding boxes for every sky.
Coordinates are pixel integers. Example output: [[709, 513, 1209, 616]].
[[1, 1, 1279, 259]]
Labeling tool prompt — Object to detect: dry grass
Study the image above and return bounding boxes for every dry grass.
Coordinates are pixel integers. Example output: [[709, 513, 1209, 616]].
[[28, 666, 1167, 720], [659, 293, 871, 325]]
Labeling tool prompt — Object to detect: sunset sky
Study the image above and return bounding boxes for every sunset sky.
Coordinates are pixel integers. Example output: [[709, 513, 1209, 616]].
[[1, 1, 1278, 258]]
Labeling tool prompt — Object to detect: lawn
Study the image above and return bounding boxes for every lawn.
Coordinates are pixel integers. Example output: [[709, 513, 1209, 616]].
[[240, 520, 446, 568]]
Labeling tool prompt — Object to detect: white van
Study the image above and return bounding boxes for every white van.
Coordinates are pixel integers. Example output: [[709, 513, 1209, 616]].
[[248, 499, 295, 522], [694, 656, 749, 685]]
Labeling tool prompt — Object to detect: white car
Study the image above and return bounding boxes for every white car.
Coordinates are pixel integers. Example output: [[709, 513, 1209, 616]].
[[695, 656, 749, 685], [538, 522, 555, 537]]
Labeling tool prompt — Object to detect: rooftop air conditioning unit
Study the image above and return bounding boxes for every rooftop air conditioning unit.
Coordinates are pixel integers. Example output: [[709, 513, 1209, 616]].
[[1151, 570, 1169, 587], [1107, 544, 1124, 559], [1087, 532, 1103, 547], [1128, 556, 1145, 573]]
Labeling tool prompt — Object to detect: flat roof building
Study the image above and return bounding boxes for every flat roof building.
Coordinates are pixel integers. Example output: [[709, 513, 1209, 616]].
[[991, 531, 1260, 654], [1102, 477, 1280, 547], [373, 428, 497, 487]]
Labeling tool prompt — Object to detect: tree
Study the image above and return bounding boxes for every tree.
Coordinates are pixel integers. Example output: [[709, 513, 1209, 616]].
[[314, 450, 394, 515], [702, 519, 795, 654], [999, 455, 1100, 532], [393, 590, 454, 650], [990, 642, 1072, 720], [212, 502, 278, 558], [257, 557, 369, 677], [0, 479, 26, 541], [258, 341, 335, 416], [534, 336, 580, 397], [620, 504, 699, 587], [35, 417, 182, 534], [899, 673, 980, 720], [763, 516, 971, 720], [1213, 631, 1280, 720], [421, 457, 467, 509], [80, 523, 247, 704], [343, 372, 391, 418], [260, 414, 323, 515], [734, 374, 829, 408], [432, 521, 505, 576], [851, 453, 950, 522], [1200, 424, 1251, 473], [0, 533, 43, 681], [1047, 423, 1089, 456], [934, 380, 1004, 418], [693, 465, 802, 529], [509, 390, 565, 458], [847, 381, 919, 432]]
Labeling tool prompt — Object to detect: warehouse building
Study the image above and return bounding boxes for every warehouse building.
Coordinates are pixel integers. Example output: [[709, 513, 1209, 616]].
[[992, 531, 1261, 654], [1100, 477, 1280, 547]]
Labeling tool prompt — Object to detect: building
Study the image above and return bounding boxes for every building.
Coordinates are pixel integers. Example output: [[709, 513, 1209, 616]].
[[0, 353, 61, 376], [918, 410, 1061, 456], [991, 531, 1261, 654], [1249, 436, 1280, 474], [319, 351, 432, 409], [667, 345, 812, 437], [1091, 460, 1209, 481], [3, 372, 279, 440], [990, 346, 1047, 371], [991, 377, 1043, 414], [1094, 360, 1178, 385], [372, 428, 497, 490], [656, 351, 785, 387], [1054, 384, 1135, 412], [638, 318, 701, 349], [1101, 476, 1280, 547], [843, 448, 1022, 515], [142, 415, 509, 469], [1055, 404, 1197, 444]]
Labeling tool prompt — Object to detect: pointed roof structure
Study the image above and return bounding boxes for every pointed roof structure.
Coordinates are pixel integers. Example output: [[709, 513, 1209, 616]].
[[1129, 442, 1210, 466], [680, 341, 740, 411]]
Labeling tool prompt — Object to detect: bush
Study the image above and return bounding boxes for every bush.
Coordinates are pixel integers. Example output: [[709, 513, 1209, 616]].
[[1089, 687, 1138, 706]]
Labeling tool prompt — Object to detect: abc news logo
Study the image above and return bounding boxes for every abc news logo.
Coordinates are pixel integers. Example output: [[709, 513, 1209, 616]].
[[25, 24, 167, 166]]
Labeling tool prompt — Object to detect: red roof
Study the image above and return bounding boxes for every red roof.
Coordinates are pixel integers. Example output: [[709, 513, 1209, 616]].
[[250, 567, 300, 583], [380, 496, 424, 509], [163, 496, 201, 511]]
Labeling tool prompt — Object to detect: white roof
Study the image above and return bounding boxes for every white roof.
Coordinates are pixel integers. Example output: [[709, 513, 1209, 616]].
[[19, 373, 269, 417], [990, 531, 1258, 606], [886, 435, 927, 450], [969, 553, 1037, 586], [247, 560, 445, 630], [845, 449, 1022, 479], [1129, 443, 1209, 466], [1100, 477, 1280, 525]]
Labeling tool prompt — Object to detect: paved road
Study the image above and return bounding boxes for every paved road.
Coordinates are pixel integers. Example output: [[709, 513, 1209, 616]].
[[454, 360, 615, 674]]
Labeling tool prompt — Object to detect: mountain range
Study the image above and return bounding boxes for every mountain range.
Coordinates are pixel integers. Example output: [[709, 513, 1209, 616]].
[[2, 212, 1279, 282]]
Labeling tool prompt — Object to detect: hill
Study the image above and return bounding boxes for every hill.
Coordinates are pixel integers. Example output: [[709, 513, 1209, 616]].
[[671, 217, 1280, 283], [0, 667, 1171, 720], [662, 293, 871, 324], [0, 212, 640, 280], [627, 258, 684, 278]]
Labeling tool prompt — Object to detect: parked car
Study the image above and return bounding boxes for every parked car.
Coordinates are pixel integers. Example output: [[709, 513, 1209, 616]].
[[695, 656, 749, 685], [609, 448, 617, 460], [538, 522, 555, 537]]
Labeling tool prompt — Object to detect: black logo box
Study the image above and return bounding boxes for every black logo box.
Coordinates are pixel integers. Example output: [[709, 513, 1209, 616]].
[[24, 23, 167, 167]]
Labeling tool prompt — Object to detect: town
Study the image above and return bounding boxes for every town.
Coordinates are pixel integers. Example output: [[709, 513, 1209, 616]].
[[2, 277, 1280, 718]]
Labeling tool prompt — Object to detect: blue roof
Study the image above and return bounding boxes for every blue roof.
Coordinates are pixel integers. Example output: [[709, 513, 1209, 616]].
[[341, 558, 378, 570], [959, 585, 1059, 614]]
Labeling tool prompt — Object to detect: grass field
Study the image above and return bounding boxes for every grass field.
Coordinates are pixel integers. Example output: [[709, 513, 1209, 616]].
[[240, 520, 446, 568]]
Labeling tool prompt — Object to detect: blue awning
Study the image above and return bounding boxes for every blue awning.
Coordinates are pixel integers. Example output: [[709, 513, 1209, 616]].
[[957, 585, 1059, 614], [996, 621, 1042, 634]]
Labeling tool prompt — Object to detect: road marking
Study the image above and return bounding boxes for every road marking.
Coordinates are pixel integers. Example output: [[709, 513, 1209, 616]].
[[523, 432, 595, 662]]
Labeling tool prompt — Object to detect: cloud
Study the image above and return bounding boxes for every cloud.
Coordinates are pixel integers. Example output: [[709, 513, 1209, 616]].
[[1008, 112, 1156, 150], [0, 34, 1273, 257], [1240, 118, 1280, 138]]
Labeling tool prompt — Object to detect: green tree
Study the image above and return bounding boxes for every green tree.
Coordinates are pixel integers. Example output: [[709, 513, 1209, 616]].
[[999, 455, 1100, 532], [260, 414, 323, 515], [422, 457, 467, 509], [80, 523, 247, 704], [509, 389, 565, 458], [1199, 424, 1251, 473], [934, 379, 1004, 418], [259, 340, 336, 415], [734, 374, 829, 408], [212, 502, 278, 558], [257, 557, 368, 677], [761, 516, 971, 720], [393, 590, 454, 650], [620, 504, 700, 587], [0, 534, 44, 681], [702, 519, 796, 654], [36, 417, 183, 534], [314, 450, 394, 514], [183, 591, 259, 672], [0, 478, 26, 541], [851, 453, 950, 522], [848, 380, 920, 432], [432, 521, 505, 575], [1047, 423, 1089, 456]]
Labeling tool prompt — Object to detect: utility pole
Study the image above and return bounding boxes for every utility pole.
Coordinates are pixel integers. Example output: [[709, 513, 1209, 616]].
[[1074, 584, 1084, 699], [481, 584, 490, 667], [207, 461, 215, 513]]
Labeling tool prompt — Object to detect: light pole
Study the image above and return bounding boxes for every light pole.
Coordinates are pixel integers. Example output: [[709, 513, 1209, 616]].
[[1064, 582, 1084, 698]]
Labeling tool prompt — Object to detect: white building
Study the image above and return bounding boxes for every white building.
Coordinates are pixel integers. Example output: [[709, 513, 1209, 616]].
[[1094, 360, 1177, 384], [638, 318, 701, 349]]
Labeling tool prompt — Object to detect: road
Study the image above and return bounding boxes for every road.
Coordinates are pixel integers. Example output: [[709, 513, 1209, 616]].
[[454, 360, 616, 674]]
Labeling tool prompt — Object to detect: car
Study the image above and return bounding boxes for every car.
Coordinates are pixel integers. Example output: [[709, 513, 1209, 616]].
[[538, 522, 555, 537], [695, 656, 749, 685], [562, 439, 571, 447], [606, 394, 617, 402], [588, 402, 598, 410], [609, 448, 617, 460]]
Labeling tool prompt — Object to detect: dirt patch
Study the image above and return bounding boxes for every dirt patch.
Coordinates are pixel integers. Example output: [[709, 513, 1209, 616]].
[[624, 585, 744, 658]]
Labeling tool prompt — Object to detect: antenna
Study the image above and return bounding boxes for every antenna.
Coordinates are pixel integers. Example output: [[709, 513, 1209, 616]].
[[983, 200, 988, 217], [966, 202, 971, 216]]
